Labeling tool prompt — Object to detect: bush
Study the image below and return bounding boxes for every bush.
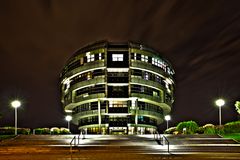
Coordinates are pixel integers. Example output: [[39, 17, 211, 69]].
[[60, 128, 71, 134], [0, 127, 15, 135], [224, 121, 240, 133], [215, 125, 225, 134], [202, 124, 215, 134], [0, 127, 30, 135], [176, 120, 199, 134], [50, 127, 60, 134], [196, 126, 204, 134], [18, 128, 31, 135], [34, 128, 50, 135], [164, 127, 176, 134]]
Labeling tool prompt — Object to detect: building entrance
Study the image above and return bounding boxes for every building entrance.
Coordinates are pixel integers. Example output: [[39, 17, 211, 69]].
[[109, 127, 128, 135]]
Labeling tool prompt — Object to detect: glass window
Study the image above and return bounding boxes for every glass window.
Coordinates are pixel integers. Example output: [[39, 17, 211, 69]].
[[141, 55, 148, 62], [144, 72, 149, 80], [87, 54, 95, 62], [153, 91, 158, 97], [112, 54, 123, 61]]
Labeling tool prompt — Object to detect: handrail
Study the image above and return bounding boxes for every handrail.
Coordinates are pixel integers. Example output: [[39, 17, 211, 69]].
[[162, 135, 170, 153], [153, 132, 170, 153], [70, 136, 76, 153], [70, 131, 86, 153]]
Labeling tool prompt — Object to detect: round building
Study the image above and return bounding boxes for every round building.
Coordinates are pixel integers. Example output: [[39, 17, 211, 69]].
[[60, 41, 175, 134]]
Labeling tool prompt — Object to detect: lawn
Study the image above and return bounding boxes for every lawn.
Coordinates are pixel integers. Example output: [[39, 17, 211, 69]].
[[0, 135, 16, 141], [222, 133, 240, 142]]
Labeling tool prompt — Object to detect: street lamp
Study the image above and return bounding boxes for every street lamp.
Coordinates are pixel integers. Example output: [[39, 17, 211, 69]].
[[65, 115, 72, 131], [215, 98, 225, 126], [165, 115, 171, 130], [11, 100, 21, 135]]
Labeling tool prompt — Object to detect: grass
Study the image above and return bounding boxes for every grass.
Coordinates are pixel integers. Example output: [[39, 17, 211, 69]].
[[222, 133, 240, 142], [0, 135, 16, 141]]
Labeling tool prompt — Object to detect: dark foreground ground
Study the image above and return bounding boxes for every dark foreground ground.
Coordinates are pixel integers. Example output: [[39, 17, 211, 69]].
[[0, 134, 239, 160]]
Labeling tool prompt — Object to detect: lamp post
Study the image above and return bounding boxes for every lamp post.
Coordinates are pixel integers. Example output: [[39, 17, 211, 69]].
[[165, 115, 171, 130], [11, 100, 21, 135], [215, 99, 225, 126], [65, 115, 72, 131]]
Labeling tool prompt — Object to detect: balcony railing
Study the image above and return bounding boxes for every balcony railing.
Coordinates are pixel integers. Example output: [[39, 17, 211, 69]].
[[71, 76, 105, 91], [63, 60, 105, 79], [130, 76, 165, 91], [74, 93, 105, 103], [138, 110, 163, 119], [131, 61, 171, 78], [131, 93, 162, 103], [73, 109, 105, 117]]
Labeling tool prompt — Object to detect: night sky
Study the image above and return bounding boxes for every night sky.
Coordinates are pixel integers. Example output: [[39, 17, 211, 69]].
[[0, 0, 240, 131]]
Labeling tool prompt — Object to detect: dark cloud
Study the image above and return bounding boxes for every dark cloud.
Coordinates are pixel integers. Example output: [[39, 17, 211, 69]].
[[0, 0, 240, 130]]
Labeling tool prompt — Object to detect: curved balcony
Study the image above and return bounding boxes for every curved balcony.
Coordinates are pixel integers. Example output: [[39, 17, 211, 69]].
[[131, 61, 172, 79], [138, 110, 163, 120], [62, 60, 105, 79], [73, 109, 106, 119], [130, 93, 162, 103], [130, 76, 165, 92], [74, 93, 105, 104], [71, 76, 105, 91]]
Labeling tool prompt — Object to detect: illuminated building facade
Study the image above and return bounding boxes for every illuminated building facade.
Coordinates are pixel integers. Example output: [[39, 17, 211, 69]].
[[60, 41, 175, 134]]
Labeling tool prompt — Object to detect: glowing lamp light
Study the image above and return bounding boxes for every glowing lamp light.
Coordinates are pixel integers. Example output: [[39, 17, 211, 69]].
[[215, 98, 225, 126], [11, 100, 21, 108], [215, 99, 225, 107], [65, 115, 72, 122], [165, 115, 171, 121]]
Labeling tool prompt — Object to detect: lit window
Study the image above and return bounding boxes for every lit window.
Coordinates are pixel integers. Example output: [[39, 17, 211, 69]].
[[87, 72, 92, 80], [99, 53, 102, 60], [153, 91, 158, 97], [144, 72, 149, 80], [112, 54, 123, 61], [87, 54, 95, 62], [141, 55, 144, 61], [141, 55, 148, 62]]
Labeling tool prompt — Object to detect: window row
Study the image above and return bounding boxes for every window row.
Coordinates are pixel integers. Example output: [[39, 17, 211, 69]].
[[75, 84, 105, 97], [64, 53, 105, 73], [73, 101, 107, 114], [79, 115, 157, 127], [130, 53, 174, 76], [138, 116, 157, 126], [137, 101, 163, 114], [70, 69, 105, 86], [131, 69, 167, 87], [131, 84, 160, 97]]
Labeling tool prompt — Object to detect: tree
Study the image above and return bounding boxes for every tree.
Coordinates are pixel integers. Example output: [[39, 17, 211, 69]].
[[235, 101, 240, 114]]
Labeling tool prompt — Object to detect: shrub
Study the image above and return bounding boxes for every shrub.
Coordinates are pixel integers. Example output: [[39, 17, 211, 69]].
[[0, 127, 15, 135], [50, 127, 60, 134], [176, 120, 199, 134], [60, 128, 71, 134], [224, 121, 240, 133], [215, 125, 225, 134], [196, 126, 204, 134], [0, 127, 30, 135], [202, 124, 215, 134], [18, 128, 31, 135], [164, 127, 176, 134]]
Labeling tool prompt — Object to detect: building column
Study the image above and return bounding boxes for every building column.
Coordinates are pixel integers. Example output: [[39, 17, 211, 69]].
[[98, 99, 101, 134], [134, 99, 138, 134]]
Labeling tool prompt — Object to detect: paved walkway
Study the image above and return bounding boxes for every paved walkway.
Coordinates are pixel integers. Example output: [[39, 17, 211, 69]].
[[0, 134, 239, 160]]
